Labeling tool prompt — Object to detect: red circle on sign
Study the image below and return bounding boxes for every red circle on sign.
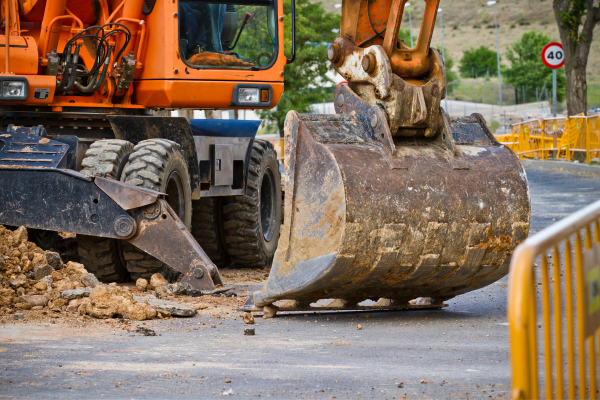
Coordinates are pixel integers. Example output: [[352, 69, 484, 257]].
[[541, 42, 564, 69]]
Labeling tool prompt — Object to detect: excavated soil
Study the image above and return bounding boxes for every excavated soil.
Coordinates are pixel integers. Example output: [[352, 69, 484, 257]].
[[0, 226, 268, 329]]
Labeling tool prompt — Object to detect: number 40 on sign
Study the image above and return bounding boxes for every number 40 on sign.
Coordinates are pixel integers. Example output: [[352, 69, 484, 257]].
[[542, 42, 565, 69]]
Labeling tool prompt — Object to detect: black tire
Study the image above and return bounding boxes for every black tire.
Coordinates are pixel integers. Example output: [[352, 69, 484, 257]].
[[222, 140, 282, 268], [28, 229, 59, 250], [120, 139, 192, 281], [191, 197, 230, 268], [76, 139, 133, 282]]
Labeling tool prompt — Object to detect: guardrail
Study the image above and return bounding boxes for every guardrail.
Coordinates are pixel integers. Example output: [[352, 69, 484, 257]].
[[496, 115, 600, 164], [508, 199, 600, 399]]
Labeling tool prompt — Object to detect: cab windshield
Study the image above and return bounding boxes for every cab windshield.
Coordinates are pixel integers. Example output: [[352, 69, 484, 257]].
[[179, 0, 277, 69]]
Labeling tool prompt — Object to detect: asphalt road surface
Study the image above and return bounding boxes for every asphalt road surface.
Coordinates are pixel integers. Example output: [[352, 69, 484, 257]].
[[1, 167, 600, 399]]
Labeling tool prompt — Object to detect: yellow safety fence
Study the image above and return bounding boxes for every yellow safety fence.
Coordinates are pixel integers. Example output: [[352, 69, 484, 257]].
[[260, 137, 285, 160], [508, 199, 600, 399], [496, 115, 600, 163]]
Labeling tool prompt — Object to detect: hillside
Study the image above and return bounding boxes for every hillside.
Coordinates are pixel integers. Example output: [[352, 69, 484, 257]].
[[315, 0, 600, 80]]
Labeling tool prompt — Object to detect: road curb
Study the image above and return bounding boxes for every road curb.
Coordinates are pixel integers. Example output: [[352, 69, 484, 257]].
[[521, 159, 600, 174]]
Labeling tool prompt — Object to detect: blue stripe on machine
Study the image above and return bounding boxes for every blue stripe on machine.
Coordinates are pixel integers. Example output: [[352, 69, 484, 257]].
[[189, 119, 262, 138]]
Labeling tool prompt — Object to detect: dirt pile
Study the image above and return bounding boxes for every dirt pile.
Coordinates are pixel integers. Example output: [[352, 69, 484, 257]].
[[0, 226, 172, 321], [0, 225, 268, 326]]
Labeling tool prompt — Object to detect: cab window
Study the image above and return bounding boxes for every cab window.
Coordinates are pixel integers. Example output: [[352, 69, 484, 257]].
[[179, 0, 277, 69]]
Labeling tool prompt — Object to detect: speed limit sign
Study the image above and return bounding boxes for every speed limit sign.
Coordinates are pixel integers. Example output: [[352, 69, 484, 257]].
[[542, 42, 564, 69]]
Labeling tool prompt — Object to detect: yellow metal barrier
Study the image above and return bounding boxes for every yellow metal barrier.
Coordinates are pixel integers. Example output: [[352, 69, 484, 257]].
[[560, 116, 587, 161], [541, 117, 567, 160], [509, 199, 600, 399], [496, 131, 518, 151], [506, 115, 600, 163], [513, 119, 545, 159], [260, 137, 285, 160], [588, 116, 600, 163]]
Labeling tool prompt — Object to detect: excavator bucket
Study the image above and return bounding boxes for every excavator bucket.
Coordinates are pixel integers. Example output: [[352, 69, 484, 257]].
[[240, 0, 530, 316], [241, 84, 530, 314]]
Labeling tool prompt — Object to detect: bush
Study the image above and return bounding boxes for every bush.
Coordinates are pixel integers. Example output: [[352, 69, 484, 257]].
[[459, 46, 498, 78], [516, 10, 530, 26], [489, 120, 500, 132], [445, 55, 459, 83], [477, 9, 491, 25]]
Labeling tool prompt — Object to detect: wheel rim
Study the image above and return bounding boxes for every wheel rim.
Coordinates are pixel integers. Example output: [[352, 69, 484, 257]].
[[260, 166, 277, 242], [166, 171, 185, 222]]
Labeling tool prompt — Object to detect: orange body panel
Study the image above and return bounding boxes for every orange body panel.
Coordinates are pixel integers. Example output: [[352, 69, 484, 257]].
[[0, 36, 38, 74], [134, 80, 283, 109], [17, 0, 98, 24], [0, 0, 287, 111], [353, 0, 390, 46]]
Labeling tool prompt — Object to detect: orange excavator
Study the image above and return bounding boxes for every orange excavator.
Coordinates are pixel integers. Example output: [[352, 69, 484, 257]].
[[0, 0, 290, 291], [0, 0, 530, 312]]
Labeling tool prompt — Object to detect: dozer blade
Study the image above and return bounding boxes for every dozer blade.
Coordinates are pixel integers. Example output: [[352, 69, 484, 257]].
[[0, 164, 224, 293], [242, 85, 530, 315]]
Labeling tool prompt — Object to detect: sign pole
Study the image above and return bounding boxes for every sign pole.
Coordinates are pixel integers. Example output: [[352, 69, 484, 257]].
[[552, 68, 557, 118], [553, 68, 557, 158], [541, 42, 563, 158]]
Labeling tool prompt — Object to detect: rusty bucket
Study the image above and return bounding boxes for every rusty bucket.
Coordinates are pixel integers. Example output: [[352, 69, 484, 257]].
[[242, 85, 530, 315]]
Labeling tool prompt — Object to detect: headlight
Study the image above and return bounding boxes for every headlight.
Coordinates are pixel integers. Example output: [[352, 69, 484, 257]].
[[3, 81, 25, 98], [238, 88, 259, 104], [230, 84, 272, 107]]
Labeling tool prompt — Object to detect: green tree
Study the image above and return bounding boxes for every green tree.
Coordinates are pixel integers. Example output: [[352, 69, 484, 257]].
[[502, 31, 566, 102], [459, 46, 498, 78], [398, 28, 412, 46], [445, 55, 458, 83], [259, 0, 340, 135], [234, 5, 276, 65], [553, 0, 600, 115]]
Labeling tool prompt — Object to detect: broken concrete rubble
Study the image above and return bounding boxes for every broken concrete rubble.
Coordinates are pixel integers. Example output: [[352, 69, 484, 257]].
[[21, 294, 50, 307], [135, 296, 196, 317], [60, 288, 92, 300], [243, 313, 255, 324], [0, 225, 175, 321], [150, 273, 168, 289], [79, 273, 99, 288], [136, 278, 149, 292], [44, 251, 63, 270], [1, 226, 253, 326], [159, 282, 202, 297], [33, 264, 52, 280], [78, 284, 157, 321]]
